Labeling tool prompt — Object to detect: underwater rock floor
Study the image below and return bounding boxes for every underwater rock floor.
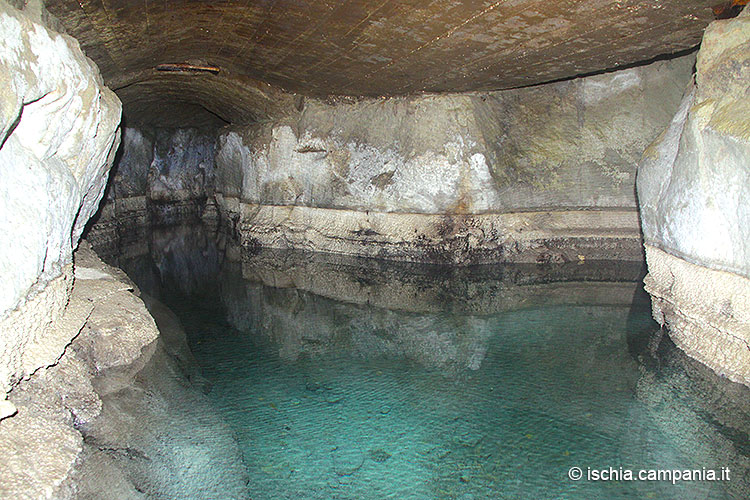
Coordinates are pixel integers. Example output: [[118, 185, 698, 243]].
[[183, 305, 742, 500], [109, 227, 749, 500]]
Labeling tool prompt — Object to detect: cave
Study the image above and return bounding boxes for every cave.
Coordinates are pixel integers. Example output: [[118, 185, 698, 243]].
[[1, 0, 749, 498]]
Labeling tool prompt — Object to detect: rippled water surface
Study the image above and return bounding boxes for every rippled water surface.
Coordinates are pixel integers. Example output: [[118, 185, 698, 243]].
[[108, 225, 750, 500]]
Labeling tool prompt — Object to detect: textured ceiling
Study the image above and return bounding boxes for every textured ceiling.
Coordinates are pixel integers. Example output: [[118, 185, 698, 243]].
[[44, 0, 718, 125]]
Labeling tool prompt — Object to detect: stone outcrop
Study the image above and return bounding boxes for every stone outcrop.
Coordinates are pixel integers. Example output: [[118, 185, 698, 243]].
[[0, 243, 157, 498], [0, 243, 249, 499], [637, 10, 750, 385], [0, 1, 121, 401], [215, 55, 693, 264]]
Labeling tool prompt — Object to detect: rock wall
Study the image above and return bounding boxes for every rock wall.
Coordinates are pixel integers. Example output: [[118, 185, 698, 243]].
[[637, 11, 750, 385], [0, 244, 157, 498], [215, 55, 694, 264], [0, 2, 227, 497], [0, 243, 249, 499], [0, 1, 121, 399], [149, 128, 216, 205], [87, 126, 218, 255]]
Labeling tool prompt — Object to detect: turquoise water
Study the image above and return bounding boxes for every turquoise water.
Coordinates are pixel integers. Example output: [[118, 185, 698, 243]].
[[112, 227, 750, 500]]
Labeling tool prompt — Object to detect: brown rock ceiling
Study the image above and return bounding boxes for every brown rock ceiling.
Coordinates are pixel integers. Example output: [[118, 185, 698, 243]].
[[44, 0, 717, 126]]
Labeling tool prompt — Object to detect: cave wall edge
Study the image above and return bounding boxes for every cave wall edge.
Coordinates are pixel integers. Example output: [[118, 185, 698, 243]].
[[637, 9, 750, 386]]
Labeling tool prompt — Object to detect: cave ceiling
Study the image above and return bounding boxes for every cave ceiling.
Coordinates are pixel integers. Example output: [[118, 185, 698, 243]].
[[44, 0, 719, 126]]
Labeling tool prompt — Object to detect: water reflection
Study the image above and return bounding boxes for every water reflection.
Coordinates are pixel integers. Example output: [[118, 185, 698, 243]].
[[100, 224, 750, 500]]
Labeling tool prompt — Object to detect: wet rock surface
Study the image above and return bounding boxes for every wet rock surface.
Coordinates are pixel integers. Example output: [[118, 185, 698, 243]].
[[149, 128, 216, 204], [637, 11, 750, 386], [643, 246, 750, 385], [229, 203, 643, 265]]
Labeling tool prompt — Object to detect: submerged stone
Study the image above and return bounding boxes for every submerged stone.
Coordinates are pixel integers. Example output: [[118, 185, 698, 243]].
[[368, 448, 392, 463]]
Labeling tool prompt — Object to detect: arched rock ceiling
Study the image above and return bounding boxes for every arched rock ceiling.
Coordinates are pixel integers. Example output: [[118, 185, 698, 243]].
[[45, 0, 717, 126]]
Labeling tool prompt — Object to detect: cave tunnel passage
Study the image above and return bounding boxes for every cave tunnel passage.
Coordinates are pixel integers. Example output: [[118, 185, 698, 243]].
[[1, 1, 750, 499]]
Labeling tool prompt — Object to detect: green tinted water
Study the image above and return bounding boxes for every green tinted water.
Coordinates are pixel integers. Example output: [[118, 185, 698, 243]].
[[113, 228, 749, 500]]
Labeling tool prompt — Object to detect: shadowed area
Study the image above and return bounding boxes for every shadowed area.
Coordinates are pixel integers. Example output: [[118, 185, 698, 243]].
[[44, 0, 717, 126]]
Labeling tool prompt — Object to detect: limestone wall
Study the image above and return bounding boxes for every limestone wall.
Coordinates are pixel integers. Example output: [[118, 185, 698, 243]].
[[215, 55, 694, 263], [637, 11, 750, 385], [0, 1, 121, 398]]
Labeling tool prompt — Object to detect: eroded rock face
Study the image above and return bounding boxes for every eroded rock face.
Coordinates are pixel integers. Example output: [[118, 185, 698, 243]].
[[481, 56, 693, 210], [113, 127, 154, 199], [87, 127, 219, 254], [107, 127, 216, 205], [217, 56, 692, 215], [147, 128, 216, 225], [214, 55, 693, 263], [149, 128, 216, 203], [0, 243, 157, 499], [637, 11, 750, 385], [0, 1, 121, 394], [0, 243, 248, 499]]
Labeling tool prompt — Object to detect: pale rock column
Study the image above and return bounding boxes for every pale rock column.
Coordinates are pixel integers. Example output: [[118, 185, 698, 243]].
[[0, 1, 121, 410], [637, 10, 750, 385]]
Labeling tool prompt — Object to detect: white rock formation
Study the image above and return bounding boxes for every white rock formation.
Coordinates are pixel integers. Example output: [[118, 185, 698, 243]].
[[0, 1, 121, 395], [637, 10, 750, 385], [217, 56, 693, 215], [0, 242, 248, 499]]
